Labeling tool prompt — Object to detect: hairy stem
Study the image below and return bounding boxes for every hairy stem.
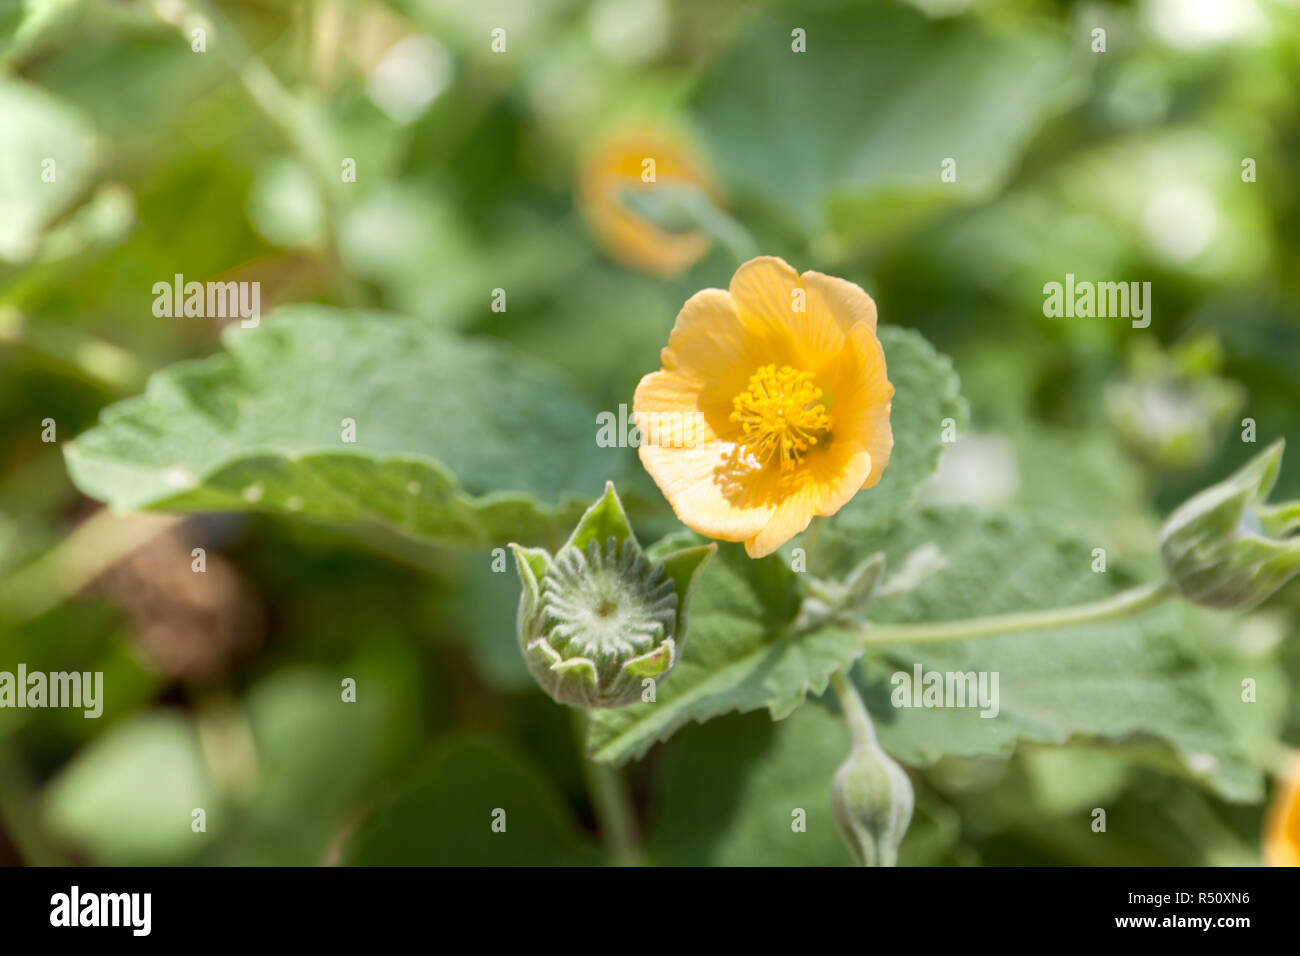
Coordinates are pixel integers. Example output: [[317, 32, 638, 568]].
[[0, 742, 70, 865], [0, 509, 182, 623], [859, 580, 1173, 646], [829, 670, 876, 749], [570, 710, 645, 866], [0, 306, 146, 392], [164, 0, 361, 306]]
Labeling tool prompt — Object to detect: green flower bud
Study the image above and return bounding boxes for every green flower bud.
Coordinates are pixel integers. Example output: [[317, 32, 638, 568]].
[[1159, 440, 1300, 609], [1104, 335, 1245, 473], [510, 483, 714, 708], [797, 553, 886, 630], [831, 736, 914, 867]]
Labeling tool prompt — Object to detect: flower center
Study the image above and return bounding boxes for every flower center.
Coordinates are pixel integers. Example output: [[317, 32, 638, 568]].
[[730, 364, 833, 472]]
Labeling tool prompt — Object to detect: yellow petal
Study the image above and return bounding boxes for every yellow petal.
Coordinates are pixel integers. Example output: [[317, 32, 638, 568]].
[[1264, 754, 1300, 866], [746, 488, 817, 558], [728, 255, 803, 328], [742, 440, 876, 557], [638, 439, 776, 542], [728, 256, 836, 365], [578, 129, 714, 277], [633, 368, 721, 446], [645, 288, 763, 441], [635, 256, 895, 558], [833, 323, 894, 492], [803, 269, 878, 334]]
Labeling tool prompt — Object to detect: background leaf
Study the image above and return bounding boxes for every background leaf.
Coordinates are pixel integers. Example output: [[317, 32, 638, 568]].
[[692, 0, 1088, 243], [852, 506, 1283, 802], [648, 704, 962, 866], [4, 0, 1298, 868], [0, 75, 99, 262], [584, 541, 863, 764], [43, 711, 216, 864], [343, 735, 602, 866], [64, 305, 621, 548]]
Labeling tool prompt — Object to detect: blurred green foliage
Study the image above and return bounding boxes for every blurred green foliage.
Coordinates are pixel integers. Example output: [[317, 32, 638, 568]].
[[2, 0, 1299, 866]]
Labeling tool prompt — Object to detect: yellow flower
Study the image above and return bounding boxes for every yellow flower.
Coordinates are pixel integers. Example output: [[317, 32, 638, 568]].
[[634, 256, 894, 558], [1264, 753, 1300, 866], [578, 127, 713, 277]]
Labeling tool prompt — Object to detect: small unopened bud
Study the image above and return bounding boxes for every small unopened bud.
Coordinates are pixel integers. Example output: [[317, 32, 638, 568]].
[[1104, 335, 1244, 473], [831, 736, 914, 867], [510, 483, 714, 708], [829, 672, 913, 867], [1159, 440, 1300, 609], [798, 553, 885, 630]]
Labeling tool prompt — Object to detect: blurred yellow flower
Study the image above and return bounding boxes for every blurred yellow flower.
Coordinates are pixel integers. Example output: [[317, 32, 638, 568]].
[[1264, 753, 1300, 866], [578, 127, 713, 277], [634, 256, 894, 558]]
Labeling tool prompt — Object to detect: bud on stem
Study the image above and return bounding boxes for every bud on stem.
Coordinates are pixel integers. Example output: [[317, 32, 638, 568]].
[[510, 483, 714, 708], [1160, 440, 1300, 609], [829, 670, 914, 867]]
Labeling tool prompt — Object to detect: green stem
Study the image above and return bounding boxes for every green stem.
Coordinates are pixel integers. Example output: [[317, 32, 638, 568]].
[[687, 196, 759, 264], [829, 670, 876, 749], [0, 306, 147, 392], [0, 509, 182, 623], [0, 741, 70, 865], [859, 580, 1173, 646], [620, 184, 758, 264], [169, 0, 361, 307], [570, 710, 645, 866]]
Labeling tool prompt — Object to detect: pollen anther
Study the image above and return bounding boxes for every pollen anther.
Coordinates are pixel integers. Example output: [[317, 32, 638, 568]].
[[730, 364, 833, 471]]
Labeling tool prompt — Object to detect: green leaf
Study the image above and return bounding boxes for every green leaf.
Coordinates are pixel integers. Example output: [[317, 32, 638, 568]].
[[508, 542, 550, 626], [43, 711, 217, 864], [343, 735, 602, 865], [817, 326, 965, 554], [0, 75, 100, 262], [853, 506, 1278, 802], [42, 645, 424, 866], [561, 481, 634, 553], [692, 0, 1088, 243], [654, 541, 717, 638], [649, 705, 961, 866], [650, 707, 849, 865], [585, 542, 864, 764], [442, 552, 537, 690], [1017, 746, 1135, 818], [246, 156, 326, 250], [203, 653, 423, 865], [948, 753, 1260, 865], [64, 306, 617, 548], [1005, 424, 1156, 550]]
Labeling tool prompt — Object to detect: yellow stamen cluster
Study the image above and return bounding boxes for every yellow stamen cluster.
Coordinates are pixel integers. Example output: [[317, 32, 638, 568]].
[[730, 364, 833, 472]]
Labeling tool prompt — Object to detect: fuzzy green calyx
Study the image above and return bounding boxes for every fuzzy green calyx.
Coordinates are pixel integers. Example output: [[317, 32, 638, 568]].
[[539, 538, 677, 703], [829, 671, 914, 867], [510, 483, 714, 709], [1159, 439, 1300, 609], [797, 553, 886, 630], [831, 738, 914, 867]]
